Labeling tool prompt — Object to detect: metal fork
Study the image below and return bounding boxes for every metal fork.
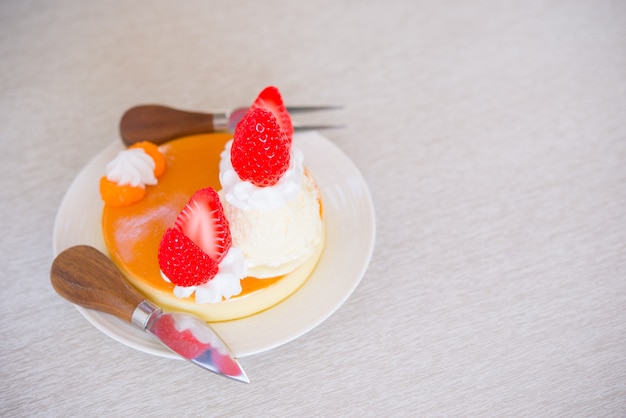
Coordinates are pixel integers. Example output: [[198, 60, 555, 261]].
[[119, 104, 342, 146]]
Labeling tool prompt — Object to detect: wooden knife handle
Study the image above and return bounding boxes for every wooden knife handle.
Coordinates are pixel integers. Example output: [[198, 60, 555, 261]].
[[119, 104, 218, 146], [50, 245, 145, 323]]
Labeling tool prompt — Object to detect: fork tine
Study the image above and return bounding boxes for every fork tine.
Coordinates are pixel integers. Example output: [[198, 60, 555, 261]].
[[294, 124, 346, 132], [286, 105, 343, 114], [287, 105, 344, 131], [289, 106, 344, 131]]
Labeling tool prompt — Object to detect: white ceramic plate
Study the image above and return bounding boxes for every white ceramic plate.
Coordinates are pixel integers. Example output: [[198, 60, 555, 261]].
[[53, 131, 375, 358]]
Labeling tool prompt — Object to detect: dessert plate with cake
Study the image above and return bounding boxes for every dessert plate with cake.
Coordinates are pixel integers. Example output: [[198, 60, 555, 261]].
[[53, 87, 375, 358]]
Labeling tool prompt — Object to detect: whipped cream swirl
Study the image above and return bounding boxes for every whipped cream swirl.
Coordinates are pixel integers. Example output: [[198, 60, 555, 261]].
[[219, 139, 304, 211], [106, 148, 157, 187]]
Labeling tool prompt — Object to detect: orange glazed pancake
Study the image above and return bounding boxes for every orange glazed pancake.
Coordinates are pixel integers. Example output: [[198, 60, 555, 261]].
[[102, 133, 325, 322]]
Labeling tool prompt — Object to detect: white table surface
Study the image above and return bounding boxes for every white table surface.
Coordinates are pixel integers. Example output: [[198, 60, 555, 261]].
[[2, 1, 625, 416]]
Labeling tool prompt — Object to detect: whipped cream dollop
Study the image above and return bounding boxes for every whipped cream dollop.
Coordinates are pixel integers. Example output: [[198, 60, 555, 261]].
[[163, 247, 247, 304], [106, 148, 157, 187], [219, 139, 304, 211]]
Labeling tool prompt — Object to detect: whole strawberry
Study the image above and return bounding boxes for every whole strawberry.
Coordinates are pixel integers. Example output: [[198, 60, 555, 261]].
[[231, 107, 291, 187]]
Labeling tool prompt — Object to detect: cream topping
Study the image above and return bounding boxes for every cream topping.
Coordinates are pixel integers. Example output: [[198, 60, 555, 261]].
[[106, 148, 157, 187], [219, 139, 304, 211], [163, 247, 247, 304]]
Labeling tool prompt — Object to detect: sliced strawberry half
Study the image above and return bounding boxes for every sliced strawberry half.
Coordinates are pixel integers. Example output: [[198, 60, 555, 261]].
[[174, 187, 232, 263], [250, 86, 293, 142], [158, 228, 218, 287], [231, 108, 291, 187]]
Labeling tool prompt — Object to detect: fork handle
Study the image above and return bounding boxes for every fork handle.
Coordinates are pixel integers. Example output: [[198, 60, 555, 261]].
[[119, 105, 228, 146]]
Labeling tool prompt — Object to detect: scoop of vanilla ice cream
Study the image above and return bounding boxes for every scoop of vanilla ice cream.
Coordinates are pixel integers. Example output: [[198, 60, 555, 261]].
[[221, 173, 322, 278], [219, 139, 323, 278]]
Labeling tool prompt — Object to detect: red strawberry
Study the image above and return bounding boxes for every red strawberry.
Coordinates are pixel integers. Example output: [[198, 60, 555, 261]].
[[231, 108, 291, 187], [251, 86, 293, 141], [158, 228, 218, 287], [174, 187, 231, 263], [150, 314, 210, 359]]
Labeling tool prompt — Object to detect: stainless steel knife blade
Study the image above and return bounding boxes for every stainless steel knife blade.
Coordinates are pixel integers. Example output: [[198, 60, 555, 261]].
[[133, 301, 249, 383]]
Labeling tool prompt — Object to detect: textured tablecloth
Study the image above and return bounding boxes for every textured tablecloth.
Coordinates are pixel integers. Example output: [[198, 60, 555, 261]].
[[2, 1, 625, 416]]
